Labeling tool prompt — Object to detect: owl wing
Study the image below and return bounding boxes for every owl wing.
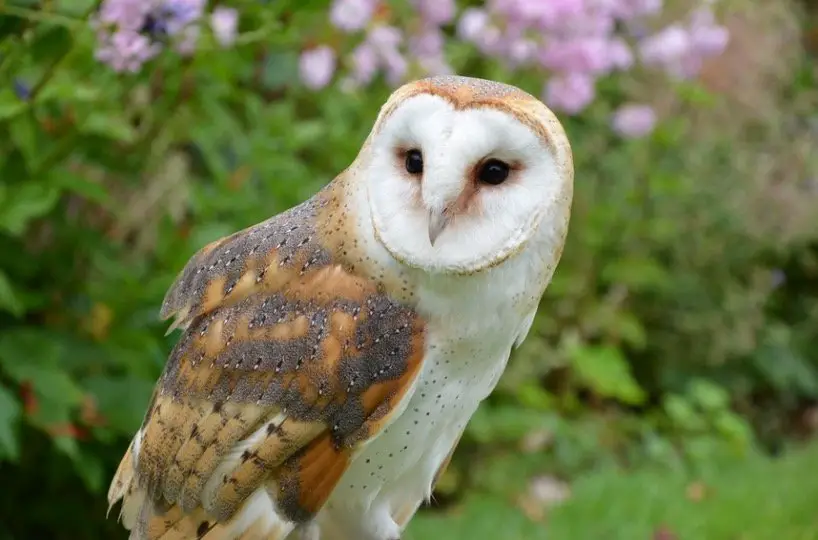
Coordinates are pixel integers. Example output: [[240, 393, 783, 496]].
[[107, 196, 427, 540]]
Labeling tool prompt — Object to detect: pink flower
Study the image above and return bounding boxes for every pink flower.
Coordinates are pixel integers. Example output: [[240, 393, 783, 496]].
[[544, 72, 596, 114], [506, 37, 537, 66], [210, 7, 238, 47], [94, 0, 151, 32], [539, 37, 618, 75], [350, 43, 380, 85], [409, 27, 444, 58], [92, 0, 208, 71], [330, 0, 377, 32], [299, 46, 337, 90], [95, 30, 161, 72], [493, 0, 584, 30], [417, 54, 453, 76], [639, 24, 690, 66], [382, 49, 408, 85], [414, 0, 456, 25], [368, 25, 403, 50], [457, 8, 490, 41], [688, 7, 729, 56], [612, 0, 663, 19], [457, 8, 504, 55], [611, 104, 656, 137]]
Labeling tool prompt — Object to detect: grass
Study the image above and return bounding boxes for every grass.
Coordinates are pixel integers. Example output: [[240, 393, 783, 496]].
[[407, 440, 818, 540]]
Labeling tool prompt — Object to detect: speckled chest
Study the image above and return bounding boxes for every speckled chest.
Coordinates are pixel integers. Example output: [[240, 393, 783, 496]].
[[324, 280, 525, 514]]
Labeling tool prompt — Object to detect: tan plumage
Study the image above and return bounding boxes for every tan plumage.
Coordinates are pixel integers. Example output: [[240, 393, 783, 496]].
[[109, 75, 573, 540], [109, 184, 426, 539]]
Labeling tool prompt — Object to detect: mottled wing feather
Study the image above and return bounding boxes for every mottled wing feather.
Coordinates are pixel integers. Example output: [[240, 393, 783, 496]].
[[160, 194, 336, 332], [109, 194, 427, 540]]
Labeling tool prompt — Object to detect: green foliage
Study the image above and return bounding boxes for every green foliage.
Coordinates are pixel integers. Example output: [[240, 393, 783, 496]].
[[0, 1, 817, 538], [409, 439, 818, 540]]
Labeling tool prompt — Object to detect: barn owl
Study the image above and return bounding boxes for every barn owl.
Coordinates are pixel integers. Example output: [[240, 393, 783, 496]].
[[108, 75, 573, 540]]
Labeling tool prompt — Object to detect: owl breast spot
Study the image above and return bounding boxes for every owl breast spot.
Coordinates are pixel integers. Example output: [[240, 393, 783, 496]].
[[317, 292, 521, 540]]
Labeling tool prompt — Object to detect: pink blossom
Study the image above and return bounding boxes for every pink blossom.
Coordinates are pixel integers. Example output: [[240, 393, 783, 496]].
[[330, 0, 377, 32], [94, 0, 152, 31], [457, 9, 504, 55], [539, 37, 619, 75], [368, 25, 403, 50], [544, 72, 596, 114], [611, 104, 656, 137], [382, 49, 408, 85], [639, 24, 691, 66], [410, 28, 452, 76], [417, 54, 453, 76], [507, 37, 538, 66], [457, 8, 490, 41], [95, 30, 161, 72], [210, 7, 238, 48], [607, 38, 634, 69], [409, 27, 444, 58], [414, 0, 456, 25], [492, 0, 584, 30], [611, 0, 663, 19], [350, 43, 380, 84], [92, 0, 210, 71], [688, 7, 729, 56], [299, 46, 337, 90]]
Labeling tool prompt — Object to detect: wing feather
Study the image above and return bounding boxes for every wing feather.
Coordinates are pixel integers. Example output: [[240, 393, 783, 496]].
[[109, 194, 427, 540]]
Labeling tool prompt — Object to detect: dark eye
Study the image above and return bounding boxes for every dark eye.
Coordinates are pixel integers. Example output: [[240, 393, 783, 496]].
[[478, 159, 510, 185], [405, 149, 423, 175]]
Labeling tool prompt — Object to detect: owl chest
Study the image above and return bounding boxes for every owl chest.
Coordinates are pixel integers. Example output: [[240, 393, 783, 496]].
[[327, 304, 520, 505]]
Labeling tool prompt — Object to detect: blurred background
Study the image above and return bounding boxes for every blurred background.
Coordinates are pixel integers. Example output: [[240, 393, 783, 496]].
[[1, 0, 817, 538]]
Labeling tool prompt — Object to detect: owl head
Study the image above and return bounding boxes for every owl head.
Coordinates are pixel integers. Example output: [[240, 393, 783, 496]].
[[358, 75, 573, 275]]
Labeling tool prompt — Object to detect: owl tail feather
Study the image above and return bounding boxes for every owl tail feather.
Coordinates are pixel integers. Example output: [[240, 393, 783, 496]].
[[121, 489, 296, 540], [108, 443, 296, 540]]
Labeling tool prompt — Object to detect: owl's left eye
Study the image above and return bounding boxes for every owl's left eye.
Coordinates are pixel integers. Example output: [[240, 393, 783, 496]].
[[405, 149, 424, 175], [478, 159, 510, 185]]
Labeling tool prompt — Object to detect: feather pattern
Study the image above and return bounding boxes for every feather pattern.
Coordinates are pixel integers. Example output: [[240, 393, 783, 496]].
[[109, 188, 427, 539]]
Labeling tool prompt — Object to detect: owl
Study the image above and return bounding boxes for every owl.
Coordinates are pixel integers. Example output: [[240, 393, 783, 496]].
[[107, 75, 573, 540]]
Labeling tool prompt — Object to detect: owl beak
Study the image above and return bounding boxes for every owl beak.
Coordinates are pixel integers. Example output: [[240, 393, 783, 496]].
[[428, 207, 451, 246]]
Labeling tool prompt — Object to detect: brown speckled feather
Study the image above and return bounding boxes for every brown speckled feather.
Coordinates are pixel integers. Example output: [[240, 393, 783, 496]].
[[108, 185, 427, 539]]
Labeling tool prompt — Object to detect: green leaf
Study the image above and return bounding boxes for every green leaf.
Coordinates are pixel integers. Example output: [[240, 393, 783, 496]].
[[3, 363, 84, 410], [0, 385, 21, 462], [0, 88, 27, 120], [8, 111, 39, 168], [688, 379, 730, 413], [0, 270, 24, 317], [30, 24, 73, 63], [664, 394, 705, 431], [0, 182, 60, 235], [36, 78, 102, 103], [0, 328, 61, 368], [569, 345, 646, 405], [467, 405, 553, 444], [72, 450, 105, 493], [83, 375, 155, 434], [601, 257, 670, 291], [51, 168, 110, 204], [78, 111, 137, 143]]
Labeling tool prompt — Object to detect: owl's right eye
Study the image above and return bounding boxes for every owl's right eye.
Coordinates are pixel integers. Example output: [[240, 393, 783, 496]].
[[405, 149, 424, 175]]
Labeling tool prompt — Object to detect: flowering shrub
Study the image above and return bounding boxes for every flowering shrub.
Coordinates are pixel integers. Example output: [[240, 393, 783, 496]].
[[88, 0, 728, 137], [300, 0, 730, 125]]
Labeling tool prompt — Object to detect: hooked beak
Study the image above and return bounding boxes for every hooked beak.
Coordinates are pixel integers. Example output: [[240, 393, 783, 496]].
[[428, 207, 452, 246]]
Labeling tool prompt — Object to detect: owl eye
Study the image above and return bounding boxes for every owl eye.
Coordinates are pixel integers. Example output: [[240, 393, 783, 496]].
[[478, 159, 510, 185], [405, 149, 424, 175]]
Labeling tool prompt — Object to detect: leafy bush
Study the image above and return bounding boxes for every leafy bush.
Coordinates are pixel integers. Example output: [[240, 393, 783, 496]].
[[0, 0, 816, 538]]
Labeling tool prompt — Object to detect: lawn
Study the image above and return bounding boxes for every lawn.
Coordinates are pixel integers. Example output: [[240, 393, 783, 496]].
[[408, 441, 818, 540]]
